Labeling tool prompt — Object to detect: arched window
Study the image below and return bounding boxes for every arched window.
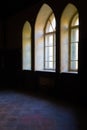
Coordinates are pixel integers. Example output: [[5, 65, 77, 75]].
[[35, 4, 56, 72], [69, 13, 79, 71], [22, 21, 31, 70], [60, 3, 79, 73], [44, 13, 56, 70]]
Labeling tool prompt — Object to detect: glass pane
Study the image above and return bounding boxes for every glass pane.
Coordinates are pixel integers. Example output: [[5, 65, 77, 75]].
[[44, 13, 56, 70], [45, 62, 48, 69], [46, 21, 53, 33], [51, 18, 56, 31], [74, 18, 79, 26], [45, 35, 53, 46], [49, 25, 53, 32], [71, 43, 78, 60], [49, 47, 53, 57], [49, 62, 53, 69], [49, 56, 53, 61], [46, 13, 56, 33], [45, 47, 53, 61], [49, 35, 53, 46], [49, 14, 56, 30], [71, 61, 78, 70], [71, 14, 79, 26], [45, 47, 49, 61], [71, 28, 79, 42]]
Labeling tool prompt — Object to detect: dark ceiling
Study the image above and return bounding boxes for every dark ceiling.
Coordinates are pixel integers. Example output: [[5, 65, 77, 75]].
[[0, 0, 42, 18]]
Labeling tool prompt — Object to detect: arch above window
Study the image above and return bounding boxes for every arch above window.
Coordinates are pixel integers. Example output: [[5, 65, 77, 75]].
[[71, 14, 79, 26], [45, 13, 56, 33]]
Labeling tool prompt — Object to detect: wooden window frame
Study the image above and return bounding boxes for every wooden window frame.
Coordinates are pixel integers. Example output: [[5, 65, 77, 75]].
[[69, 12, 79, 72], [44, 13, 56, 71]]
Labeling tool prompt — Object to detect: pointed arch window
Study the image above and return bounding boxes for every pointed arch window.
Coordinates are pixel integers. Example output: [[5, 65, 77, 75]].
[[60, 3, 79, 73], [22, 21, 31, 70], [44, 13, 56, 70], [35, 4, 56, 72], [69, 13, 79, 71]]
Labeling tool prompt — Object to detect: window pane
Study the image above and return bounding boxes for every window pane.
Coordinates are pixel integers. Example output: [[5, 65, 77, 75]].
[[45, 47, 53, 61], [46, 13, 56, 33], [51, 18, 56, 31], [49, 35, 53, 46], [49, 47, 53, 57], [45, 62, 48, 69], [49, 14, 56, 31], [71, 61, 78, 70], [71, 14, 79, 26], [45, 47, 49, 61], [45, 35, 53, 46], [71, 43, 78, 60], [45, 62, 53, 69], [46, 21, 53, 33], [49, 25, 53, 32], [71, 28, 79, 42], [44, 13, 56, 71], [74, 18, 79, 26], [49, 62, 53, 69], [49, 56, 53, 61]]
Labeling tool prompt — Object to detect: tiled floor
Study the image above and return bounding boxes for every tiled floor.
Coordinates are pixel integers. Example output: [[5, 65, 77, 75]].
[[0, 90, 86, 130]]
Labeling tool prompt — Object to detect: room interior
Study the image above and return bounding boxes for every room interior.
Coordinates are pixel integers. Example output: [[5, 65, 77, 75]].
[[0, 0, 87, 129]]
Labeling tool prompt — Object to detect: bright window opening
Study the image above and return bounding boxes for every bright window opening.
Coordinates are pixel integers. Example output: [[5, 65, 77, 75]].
[[22, 21, 31, 70]]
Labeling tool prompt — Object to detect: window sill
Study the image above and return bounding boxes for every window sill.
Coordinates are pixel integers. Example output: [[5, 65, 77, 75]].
[[35, 70, 56, 73], [60, 71, 78, 74]]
